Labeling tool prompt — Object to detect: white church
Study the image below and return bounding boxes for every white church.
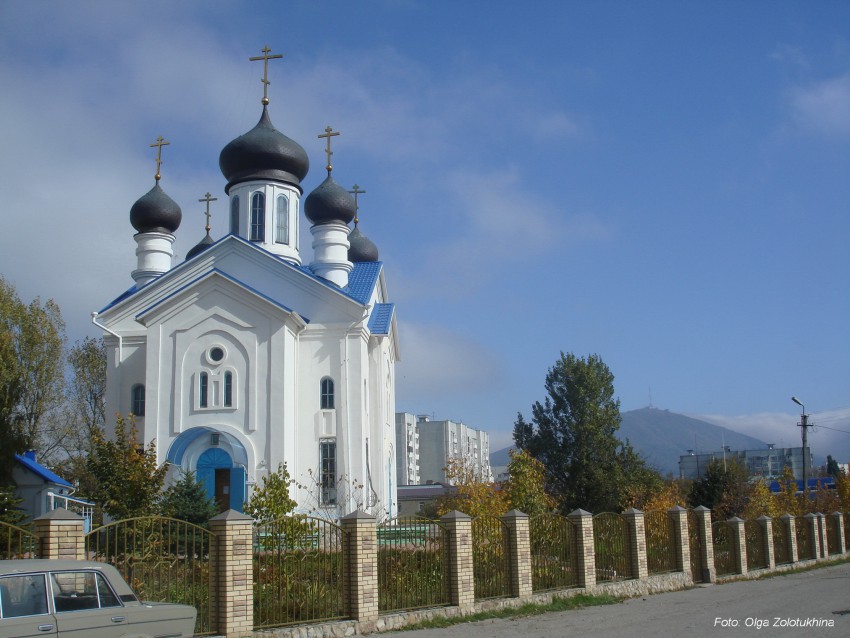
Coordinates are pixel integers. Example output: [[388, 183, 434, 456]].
[[94, 49, 400, 519]]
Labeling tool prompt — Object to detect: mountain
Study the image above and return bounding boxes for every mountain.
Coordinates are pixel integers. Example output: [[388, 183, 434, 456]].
[[490, 407, 767, 476]]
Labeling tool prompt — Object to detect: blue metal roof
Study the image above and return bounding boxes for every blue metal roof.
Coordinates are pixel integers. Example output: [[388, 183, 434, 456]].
[[14, 453, 73, 488], [368, 303, 395, 335], [345, 261, 383, 304]]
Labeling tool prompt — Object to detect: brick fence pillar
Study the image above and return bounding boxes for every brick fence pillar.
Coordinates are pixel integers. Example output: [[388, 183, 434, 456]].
[[804, 513, 820, 560], [693, 506, 716, 583], [209, 510, 254, 638], [757, 516, 775, 570], [728, 517, 747, 576], [440, 511, 475, 611], [832, 512, 846, 555], [340, 510, 379, 622], [622, 508, 648, 580], [567, 509, 596, 590], [668, 506, 690, 575], [782, 514, 798, 563], [501, 510, 532, 599], [33, 508, 84, 560]]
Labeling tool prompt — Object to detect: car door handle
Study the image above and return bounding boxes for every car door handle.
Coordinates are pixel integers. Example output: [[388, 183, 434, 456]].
[[111, 616, 126, 622], [37, 625, 55, 632]]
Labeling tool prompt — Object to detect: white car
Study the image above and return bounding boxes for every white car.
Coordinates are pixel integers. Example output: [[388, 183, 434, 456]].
[[0, 560, 196, 638]]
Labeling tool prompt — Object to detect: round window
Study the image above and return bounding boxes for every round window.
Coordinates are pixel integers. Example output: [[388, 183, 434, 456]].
[[209, 346, 225, 363]]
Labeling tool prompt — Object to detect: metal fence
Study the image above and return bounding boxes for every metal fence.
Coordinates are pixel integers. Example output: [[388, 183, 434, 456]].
[[529, 514, 578, 592], [795, 519, 815, 560], [687, 510, 705, 583], [0, 522, 39, 560], [85, 516, 214, 635], [593, 513, 631, 582], [825, 516, 841, 555], [644, 511, 677, 575], [253, 516, 344, 629], [744, 520, 767, 571], [711, 521, 736, 576], [471, 516, 510, 600], [772, 520, 792, 565], [377, 518, 449, 613]]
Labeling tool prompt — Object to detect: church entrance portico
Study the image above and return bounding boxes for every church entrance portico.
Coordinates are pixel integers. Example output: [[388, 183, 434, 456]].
[[166, 427, 249, 513]]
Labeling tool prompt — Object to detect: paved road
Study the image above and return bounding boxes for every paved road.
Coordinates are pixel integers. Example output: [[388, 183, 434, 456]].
[[392, 562, 850, 638]]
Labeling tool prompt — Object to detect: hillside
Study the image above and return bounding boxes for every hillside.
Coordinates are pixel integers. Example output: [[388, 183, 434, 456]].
[[490, 407, 767, 476]]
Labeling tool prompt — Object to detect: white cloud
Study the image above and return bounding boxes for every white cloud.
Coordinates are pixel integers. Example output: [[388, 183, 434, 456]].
[[789, 74, 850, 137]]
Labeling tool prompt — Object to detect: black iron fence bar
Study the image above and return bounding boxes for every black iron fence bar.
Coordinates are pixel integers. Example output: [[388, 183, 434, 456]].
[[528, 514, 579, 592], [0, 521, 39, 560], [376, 517, 449, 613], [471, 516, 510, 601], [85, 517, 214, 636], [644, 511, 676, 575], [712, 521, 736, 576], [744, 520, 767, 571], [772, 520, 791, 565], [795, 519, 814, 561], [252, 516, 345, 629], [593, 513, 632, 582]]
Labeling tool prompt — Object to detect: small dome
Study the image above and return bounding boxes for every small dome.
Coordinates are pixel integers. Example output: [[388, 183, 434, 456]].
[[348, 224, 379, 262], [185, 232, 214, 260], [304, 174, 356, 225], [219, 107, 309, 193], [130, 183, 182, 234]]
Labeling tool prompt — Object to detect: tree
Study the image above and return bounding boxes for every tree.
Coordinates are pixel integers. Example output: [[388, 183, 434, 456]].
[[514, 352, 656, 513], [687, 458, 749, 519], [87, 415, 166, 521], [159, 470, 217, 525], [54, 337, 106, 497], [503, 448, 554, 516], [0, 276, 66, 468], [435, 456, 507, 518], [246, 463, 297, 525]]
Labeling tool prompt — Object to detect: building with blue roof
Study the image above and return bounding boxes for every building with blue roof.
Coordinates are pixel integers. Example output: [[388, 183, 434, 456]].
[[93, 49, 400, 519]]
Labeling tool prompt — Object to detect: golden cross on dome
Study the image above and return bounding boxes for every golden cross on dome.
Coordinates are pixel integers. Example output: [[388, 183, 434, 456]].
[[149, 136, 170, 182], [318, 126, 340, 174], [198, 192, 218, 233], [249, 45, 283, 106], [348, 184, 366, 224]]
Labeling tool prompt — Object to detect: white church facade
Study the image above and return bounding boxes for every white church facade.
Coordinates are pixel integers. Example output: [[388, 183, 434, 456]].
[[94, 49, 399, 519]]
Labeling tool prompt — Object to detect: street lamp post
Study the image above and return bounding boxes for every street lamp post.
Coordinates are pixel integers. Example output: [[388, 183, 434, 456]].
[[791, 396, 809, 497]]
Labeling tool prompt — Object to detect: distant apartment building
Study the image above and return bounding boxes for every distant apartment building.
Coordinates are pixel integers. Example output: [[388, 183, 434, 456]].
[[678, 445, 812, 481], [395, 413, 493, 485]]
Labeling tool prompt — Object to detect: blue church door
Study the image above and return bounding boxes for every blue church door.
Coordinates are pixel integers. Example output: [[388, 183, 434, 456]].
[[197, 447, 245, 513]]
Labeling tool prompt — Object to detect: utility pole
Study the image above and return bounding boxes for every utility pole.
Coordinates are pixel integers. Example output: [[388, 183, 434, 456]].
[[791, 396, 809, 497]]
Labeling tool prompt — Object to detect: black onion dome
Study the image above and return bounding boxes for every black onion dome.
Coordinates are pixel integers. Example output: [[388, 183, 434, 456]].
[[348, 225, 379, 262], [219, 107, 309, 192], [185, 233, 214, 260], [304, 174, 356, 225], [130, 183, 182, 233]]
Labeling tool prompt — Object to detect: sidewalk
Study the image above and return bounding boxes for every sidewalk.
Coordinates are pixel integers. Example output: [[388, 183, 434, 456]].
[[391, 562, 850, 638]]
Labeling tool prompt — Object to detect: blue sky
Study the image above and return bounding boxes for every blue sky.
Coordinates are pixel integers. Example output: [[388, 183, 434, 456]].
[[1, 1, 848, 459]]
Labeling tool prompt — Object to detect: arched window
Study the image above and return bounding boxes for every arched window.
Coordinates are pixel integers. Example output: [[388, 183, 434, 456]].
[[320, 377, 334, 410], [250, 192, 265, 241], [199, 372, 209, 408], [131, 384, 145, 417], [224, 371, 233, 407], [230, 196, 239, 234], [275, 194, 289, 244]]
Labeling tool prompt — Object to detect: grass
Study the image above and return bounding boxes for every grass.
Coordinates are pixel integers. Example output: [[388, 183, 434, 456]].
[[398, 593, 623, 631]]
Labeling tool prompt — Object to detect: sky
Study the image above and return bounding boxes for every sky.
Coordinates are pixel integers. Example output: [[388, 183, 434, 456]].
[[1, 0, 848, 461]]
